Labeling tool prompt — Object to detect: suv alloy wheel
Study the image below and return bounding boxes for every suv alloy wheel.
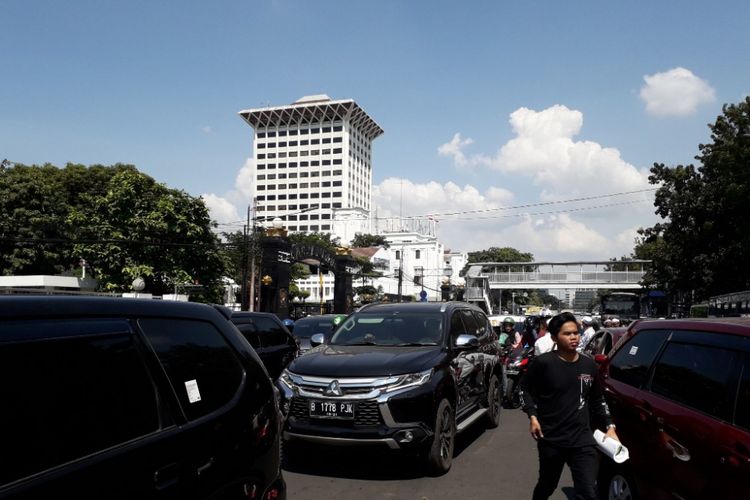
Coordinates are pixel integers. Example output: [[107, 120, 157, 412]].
[[485, 375, 502, 428], [423, 398, 456, 475]]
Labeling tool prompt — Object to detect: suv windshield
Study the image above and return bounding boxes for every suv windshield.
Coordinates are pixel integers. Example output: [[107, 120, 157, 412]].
[[330, 312, 443, 346], [292, 318, 334, 339]]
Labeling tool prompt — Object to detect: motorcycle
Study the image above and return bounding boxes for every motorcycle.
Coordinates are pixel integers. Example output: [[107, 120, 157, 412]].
[[503, 345, 533, 409]]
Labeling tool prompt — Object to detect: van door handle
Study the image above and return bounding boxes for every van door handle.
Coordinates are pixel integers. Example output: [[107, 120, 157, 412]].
[[634, 403, 653, 419], [154, 463, 179, 490], [664, 436, 691, 462], [197, 458, 214, 475]]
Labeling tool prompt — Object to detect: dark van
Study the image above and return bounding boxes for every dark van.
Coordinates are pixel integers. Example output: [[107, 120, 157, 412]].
[[229, 311, 299, 379], [598, 318, 750, 500], [0, 296, 285, 500]]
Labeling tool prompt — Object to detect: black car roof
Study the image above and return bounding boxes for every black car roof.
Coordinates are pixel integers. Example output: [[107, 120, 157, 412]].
[[357, 301, 484, 315], [0, 296, 221, 322]]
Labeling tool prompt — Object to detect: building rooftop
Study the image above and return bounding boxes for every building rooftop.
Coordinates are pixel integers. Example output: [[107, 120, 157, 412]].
[[238, 96, 384, 141]]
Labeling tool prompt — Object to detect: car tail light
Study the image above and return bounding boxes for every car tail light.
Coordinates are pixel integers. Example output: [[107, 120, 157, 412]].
[[520, 358, 529, 367]]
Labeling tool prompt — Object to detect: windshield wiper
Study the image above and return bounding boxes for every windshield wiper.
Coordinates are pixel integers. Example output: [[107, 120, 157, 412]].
[[396, 342, 438, 346], [341, 341, 379, 346]]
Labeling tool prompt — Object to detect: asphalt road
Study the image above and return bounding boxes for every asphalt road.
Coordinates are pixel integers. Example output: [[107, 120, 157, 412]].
[[282, 407, 575, 500]]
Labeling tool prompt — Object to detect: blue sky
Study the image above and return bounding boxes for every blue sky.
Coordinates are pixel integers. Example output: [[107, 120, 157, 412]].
[[3, 0, 749, 259]]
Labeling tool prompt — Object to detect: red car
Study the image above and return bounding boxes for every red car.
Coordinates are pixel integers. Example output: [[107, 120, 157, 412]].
[[597, 318, 750, 500]]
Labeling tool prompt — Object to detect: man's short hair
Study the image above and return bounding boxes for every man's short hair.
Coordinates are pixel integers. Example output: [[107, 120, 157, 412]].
[[549, 312, 578, 337]]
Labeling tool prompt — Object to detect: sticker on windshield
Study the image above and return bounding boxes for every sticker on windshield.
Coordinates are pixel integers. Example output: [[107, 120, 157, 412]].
[[628, 346, 639, 356], [185, 379, 202, 403]]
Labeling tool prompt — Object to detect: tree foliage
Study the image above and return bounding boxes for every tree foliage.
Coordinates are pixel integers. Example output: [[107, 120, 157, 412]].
[[350, 233, 390, 249], [69, 168, 225, 301], [640, 97, 750, 301], [0, 163, 135, 275]]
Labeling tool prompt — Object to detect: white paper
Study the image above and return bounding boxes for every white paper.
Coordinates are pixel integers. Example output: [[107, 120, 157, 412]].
[[629, 345, 639, 355], [594, 429, 629, 463], [185, 379, 202, 404]]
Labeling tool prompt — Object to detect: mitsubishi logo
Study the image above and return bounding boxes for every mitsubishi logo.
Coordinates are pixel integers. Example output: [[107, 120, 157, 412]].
[[324, 380, 343, 396]]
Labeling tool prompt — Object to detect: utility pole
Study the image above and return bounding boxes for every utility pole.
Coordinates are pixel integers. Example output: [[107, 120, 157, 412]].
[[248, 200, 257, 311], [397, 247, 403, 302]]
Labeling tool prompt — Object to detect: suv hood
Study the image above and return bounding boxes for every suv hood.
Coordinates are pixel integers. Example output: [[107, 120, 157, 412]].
[[288, 345, 445, 377]]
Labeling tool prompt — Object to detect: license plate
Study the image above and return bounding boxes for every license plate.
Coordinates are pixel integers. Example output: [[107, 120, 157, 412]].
[[309, 400, 355, 419], [505, 369, 519, 376]]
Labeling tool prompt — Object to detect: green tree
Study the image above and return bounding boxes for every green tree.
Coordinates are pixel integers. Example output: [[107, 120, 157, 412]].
[[642, 97, 750, 302], [0, 162, 134, 275], [69, 169, 225, 301], [350, 233, 390, 248]]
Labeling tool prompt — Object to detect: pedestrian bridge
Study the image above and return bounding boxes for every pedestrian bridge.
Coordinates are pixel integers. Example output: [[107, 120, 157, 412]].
[[463, 261, 650, 310]]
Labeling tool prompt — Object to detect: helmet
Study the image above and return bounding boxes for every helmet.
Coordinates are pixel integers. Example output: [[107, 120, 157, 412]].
[[282, 318, 294, 327], [582, 316, 593, 325], [502, 317, 515, 326]]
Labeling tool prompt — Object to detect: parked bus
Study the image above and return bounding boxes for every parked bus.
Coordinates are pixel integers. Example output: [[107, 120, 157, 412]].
[[708, 290, 750, 317], [600, 292, 640, 324]]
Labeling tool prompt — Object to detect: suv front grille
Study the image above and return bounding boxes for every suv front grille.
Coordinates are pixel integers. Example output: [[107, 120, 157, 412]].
[[290, 397, 382, 427]]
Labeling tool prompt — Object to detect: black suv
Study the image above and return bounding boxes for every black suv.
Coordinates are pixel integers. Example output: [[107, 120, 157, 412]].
[[229, 312, 299, 380], [0, 296, 285, 500], [277, 301, 503, 475]]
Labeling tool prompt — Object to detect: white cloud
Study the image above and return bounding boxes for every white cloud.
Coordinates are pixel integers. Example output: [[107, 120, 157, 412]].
[[640, 67, 716, 117], [426, 104, 660, 259], [437, 133, 474, 167], [372, 177, 647, 259], [201, 125, 213, 134], [202, 193, 239, 224], [201, 157, 255, 232], [438, 105, 651, 196]]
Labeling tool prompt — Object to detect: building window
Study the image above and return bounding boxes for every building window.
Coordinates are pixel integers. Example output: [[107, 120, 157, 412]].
[[333, 180, 342, 186], [415, 250, 421, 259], [396, 251, 401, 260], [267, 131, 276, 137], [322, 126, 331, 133], [278, 130, 287, 137], [311, 128, 320, 134], [257, 153, 266, 159], [289, 129, 298, 136], [310, 225, 319, 231], [300, 161, 309, 167], [321, 213, 331, 219], [257, 143, 266, 149], [333, 125, 342, 132], [257, 132, 266, 138], [300, 139, 309, 146], [300, 129, 309, 135], [333, 148, 342, 154], [333, 192, 342, 197], [311, 160, 320, 166], [321, 203, 331, 208], [321, 192, 331, 198], [333, 159, 342, 165], [311, 139, 320, 145], [289, 140, 298, 146], [333, 202, 342, 208], [288, 225, 297, 231], [322, 224, 330, 230]]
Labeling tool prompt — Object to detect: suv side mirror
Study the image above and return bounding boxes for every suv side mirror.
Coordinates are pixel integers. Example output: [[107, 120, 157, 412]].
[[455, 334, 479, 349], [310, 333, 325, 347]]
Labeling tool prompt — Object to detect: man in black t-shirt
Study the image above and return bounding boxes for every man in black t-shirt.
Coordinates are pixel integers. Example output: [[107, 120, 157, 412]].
[[519, 311, 620, 500]]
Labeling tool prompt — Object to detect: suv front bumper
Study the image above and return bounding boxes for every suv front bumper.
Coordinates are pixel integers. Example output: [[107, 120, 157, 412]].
[[276, 377, 435, 449]]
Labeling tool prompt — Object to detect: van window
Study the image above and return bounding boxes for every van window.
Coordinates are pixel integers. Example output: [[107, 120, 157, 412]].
[[139, 319, 243, 421], [650, 342, 741, 421], [1, 332, 159, 485], [609, 329, 669, 388], [253, 316, 291, 347], [234, 322, 261, 349]]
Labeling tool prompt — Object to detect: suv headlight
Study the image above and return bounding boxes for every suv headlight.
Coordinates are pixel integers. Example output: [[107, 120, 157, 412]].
[[384, 369, 432, 393], [279, 369, 295, 389]]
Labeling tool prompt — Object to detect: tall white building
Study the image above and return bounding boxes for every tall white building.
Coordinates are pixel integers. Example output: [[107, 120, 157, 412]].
[[239, 95, 383, 236]]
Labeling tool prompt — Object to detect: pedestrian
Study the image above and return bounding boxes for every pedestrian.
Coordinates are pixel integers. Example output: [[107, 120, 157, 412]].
[[520, 311, 620, 500], [578, 316, 595, 352], [533, 315, 554, 356]]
